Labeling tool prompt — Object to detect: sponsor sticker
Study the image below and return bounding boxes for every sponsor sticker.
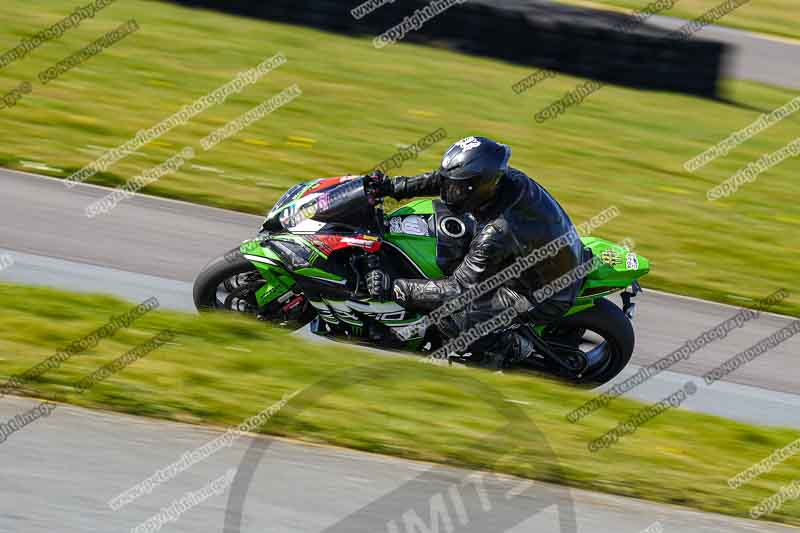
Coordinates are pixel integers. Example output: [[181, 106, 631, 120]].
[[400, 215, 428, 236], [626, 252, 639, 270]]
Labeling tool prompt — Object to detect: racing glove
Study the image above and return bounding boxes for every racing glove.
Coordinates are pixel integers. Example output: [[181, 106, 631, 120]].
[[364, 170, 393, 200], [366, 269, 393, 301]]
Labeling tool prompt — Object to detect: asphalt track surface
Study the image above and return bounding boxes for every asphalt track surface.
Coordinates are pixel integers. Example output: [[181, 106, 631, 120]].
[[556, 4, 800, 90], [1, 395, 793, 533], [647, 14, 800, 90], [1, 169, 799, 532]]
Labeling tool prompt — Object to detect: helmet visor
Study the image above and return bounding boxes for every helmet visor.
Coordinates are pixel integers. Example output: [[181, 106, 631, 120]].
[[441, 177, 475, 211]]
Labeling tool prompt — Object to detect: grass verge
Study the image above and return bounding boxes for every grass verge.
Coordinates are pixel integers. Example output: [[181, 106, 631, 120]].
[[0, 0, 798, 317], [1, 283, 799, 524]]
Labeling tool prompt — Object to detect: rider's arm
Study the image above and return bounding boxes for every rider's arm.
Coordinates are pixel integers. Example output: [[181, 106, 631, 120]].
[[393, 219, 514, 310], [389, 171, 441, 200]]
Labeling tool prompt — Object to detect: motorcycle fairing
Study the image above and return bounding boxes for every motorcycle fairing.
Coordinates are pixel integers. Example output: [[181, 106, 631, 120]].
[[241, 176, 650, 337]]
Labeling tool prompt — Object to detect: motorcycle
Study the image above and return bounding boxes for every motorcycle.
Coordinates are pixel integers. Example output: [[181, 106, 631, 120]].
[[193, 175, 649, 385]]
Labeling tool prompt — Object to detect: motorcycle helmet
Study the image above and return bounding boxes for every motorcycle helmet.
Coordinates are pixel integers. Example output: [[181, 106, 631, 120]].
[[439, 136, 511, 213]]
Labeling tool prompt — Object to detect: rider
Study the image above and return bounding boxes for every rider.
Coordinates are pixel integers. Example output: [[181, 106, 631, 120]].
[[364, 136, 585, 367]]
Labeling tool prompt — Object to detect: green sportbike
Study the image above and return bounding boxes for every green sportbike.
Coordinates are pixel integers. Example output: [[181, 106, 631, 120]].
[[194, 175, 649, 385]]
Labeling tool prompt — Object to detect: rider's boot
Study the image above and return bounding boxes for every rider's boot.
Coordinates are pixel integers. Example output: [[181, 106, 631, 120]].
[[479, 326, 537, 369]]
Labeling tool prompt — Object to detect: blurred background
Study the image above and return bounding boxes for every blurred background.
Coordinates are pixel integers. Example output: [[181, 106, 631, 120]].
[[1, 1, 799, 530]]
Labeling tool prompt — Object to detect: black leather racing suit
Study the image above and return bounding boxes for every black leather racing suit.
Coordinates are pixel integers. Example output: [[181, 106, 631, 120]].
[[389, 167, 585, 362]]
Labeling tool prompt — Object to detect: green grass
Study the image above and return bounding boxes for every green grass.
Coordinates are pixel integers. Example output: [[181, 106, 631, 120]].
[[2, 282, 800, 524], [0, 0, 798, 317], [555, 0, 800, 41]]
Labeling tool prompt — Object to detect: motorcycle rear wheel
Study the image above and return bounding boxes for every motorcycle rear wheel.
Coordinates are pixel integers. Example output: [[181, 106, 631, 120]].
[[537, 297, 635, 386]]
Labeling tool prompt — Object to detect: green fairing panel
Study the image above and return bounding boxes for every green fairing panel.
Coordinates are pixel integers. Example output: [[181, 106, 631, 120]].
[[574, 236, 649, 305], [384, 234, 443, 279], [239, 239, 296, 307], [580, 237, 650, 287], [386, 199, 443, 279], [294, 267, 346, 282], [240, 238, 277, 260], [388, 198, 435, 216]]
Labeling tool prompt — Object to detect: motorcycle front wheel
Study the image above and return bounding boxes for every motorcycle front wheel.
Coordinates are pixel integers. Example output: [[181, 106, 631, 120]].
[[193, 248, 315, 329]]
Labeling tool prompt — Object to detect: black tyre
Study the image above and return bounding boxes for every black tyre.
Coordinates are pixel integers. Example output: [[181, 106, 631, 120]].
[[193, 249, 263, 312], [193, 248, 316, 329], [543, 297, 634, 386]]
